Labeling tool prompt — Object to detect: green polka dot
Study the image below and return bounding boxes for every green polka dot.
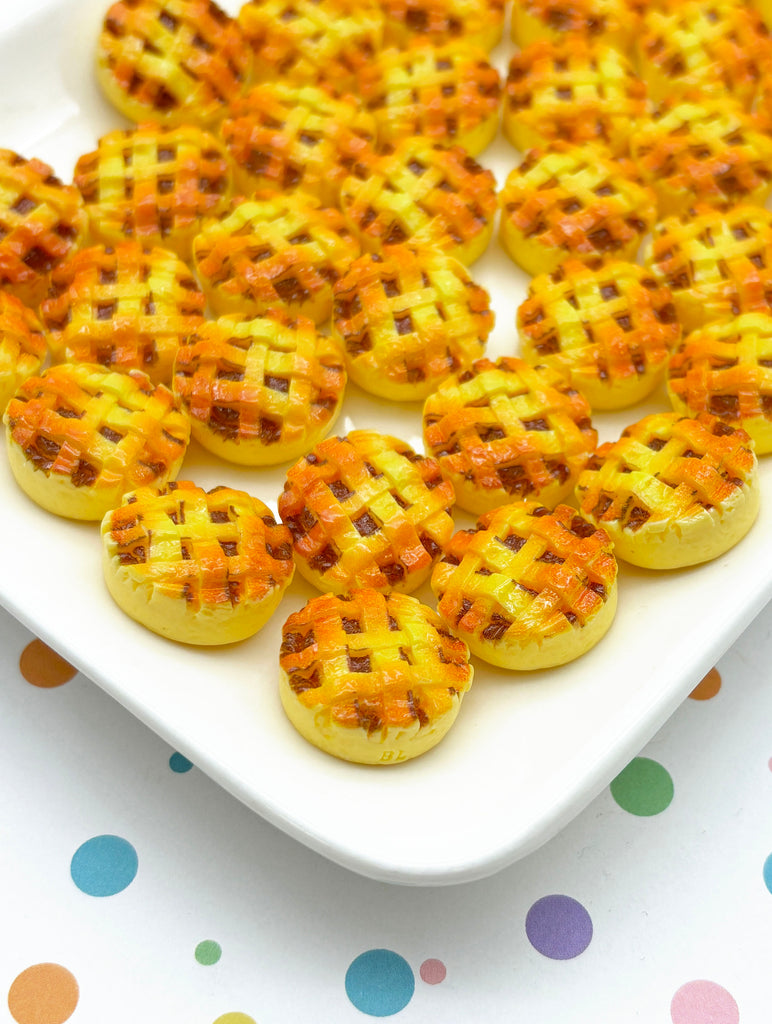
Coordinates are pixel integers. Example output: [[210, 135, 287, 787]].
[[195, 940, 222, 965], [610, 756, 674, 816]]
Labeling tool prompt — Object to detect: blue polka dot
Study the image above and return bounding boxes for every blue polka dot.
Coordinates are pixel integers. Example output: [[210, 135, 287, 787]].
[[70, 835, 138, 897], [764, 853, 772, 894], [169, 752, 193, 773], [345, 949, 414, 1017]]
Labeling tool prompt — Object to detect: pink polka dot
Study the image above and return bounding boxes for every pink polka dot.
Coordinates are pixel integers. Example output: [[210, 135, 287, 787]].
[[419, 959, 446, 985], [671, 981, 739, 1024]]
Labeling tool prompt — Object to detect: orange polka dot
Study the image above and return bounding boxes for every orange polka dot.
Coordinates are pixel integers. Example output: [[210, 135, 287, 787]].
[[19, 640, 76, 689], [689, 667, 721, 701], [8, 963, 79, 1024]]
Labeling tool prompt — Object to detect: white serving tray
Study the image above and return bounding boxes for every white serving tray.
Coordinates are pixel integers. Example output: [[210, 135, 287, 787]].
[[1, 0, 770, 885]]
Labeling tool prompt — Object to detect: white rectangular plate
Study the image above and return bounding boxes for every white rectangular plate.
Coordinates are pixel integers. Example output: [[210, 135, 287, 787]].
[[2, 0, 770, 885]]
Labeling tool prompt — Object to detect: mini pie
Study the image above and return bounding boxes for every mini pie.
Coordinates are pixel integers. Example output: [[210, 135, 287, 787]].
[[574, 410, 760, 568], [96, 0, 252, 126], [339, 138, 497, 266], [667, 313, 772, 456], [422, 356, 597, 515], [40, 241, 205, 386], [332, 243, 494, 401], [360, 43, 501, 156], [3, 363, 189, 521], [173, 310, 346, 465], [378, 0, 505, 52], [220, 82, 377, 204], [498, 144, 656, 276], [644, 204, 772, 332], [0, 149, 87, 309], [636, 0, 772, 109], [630, 97, 772, 217], [237, 0, 384, 94], [503, 38, 647, 156], [278, 430, 455, 595], [279, 588, 472, 764], [192, 193, 359, 324], [510, 0, 635, 52], [102, 482, 294, 645], [517, 258, 680, 410], [431, 501, 618, 670], [0, 293, 48, 414], [74, 123, 233, 261]]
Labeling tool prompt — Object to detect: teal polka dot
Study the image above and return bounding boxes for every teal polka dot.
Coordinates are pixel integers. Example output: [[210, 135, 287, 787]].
[[763, 854, 772, 894], [169, 752, 193, 773], [195, 940, 222, 965], [70, 835, 138, 896], [345, 949, 414, 1017], [610, 757, 674, 816]]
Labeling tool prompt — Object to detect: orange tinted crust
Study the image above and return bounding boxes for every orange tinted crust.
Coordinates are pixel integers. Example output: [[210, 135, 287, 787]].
[[278, 430, 455, 594], [0, 293, 48, 412], [97, 0, 251, 126], [40, 241, 205, 385], [511, 0, 637, 51], [379, 0, 505, 51]]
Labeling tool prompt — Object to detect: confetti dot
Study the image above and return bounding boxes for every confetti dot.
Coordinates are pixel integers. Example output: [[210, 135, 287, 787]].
[[525, 895, 593, 960], [763, 854, 772, 895], [610, 757, 674, 816], [8, 963, 79, 1024], [196, 940, 222, 966], [212, 1015, 256, 1024], [169, 752, 193, 773], [689, 668, 721, 701], [70, 835, 138, 897], [19, 640, 76, 689], [419, 959, 446, 985], [670, 980, 739, 1024], [345, 949, 415, 1017]]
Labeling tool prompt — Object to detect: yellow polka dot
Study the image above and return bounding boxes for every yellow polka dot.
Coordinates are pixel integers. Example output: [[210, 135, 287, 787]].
[[19, 640, 76, 688], [8, 963, 79, 1024], [212, 1015, 257, 1024], [689, 667, 722, 701]]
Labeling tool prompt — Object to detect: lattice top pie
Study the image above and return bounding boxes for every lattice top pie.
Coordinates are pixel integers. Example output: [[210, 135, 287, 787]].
[[238, 0, 384, 94], [637, 0, 772, 109], [510, 0, 636, 52], [0, 293, 47, 414], [102, 482, 295, 644], [431, 501, 618, 670], [40, 241, 205, 386], [74, 123, 233, 260], [378, 0, 505, 51], [173, 310, 346, 465], [517, 258, 680, 410], [644, 204, 772, 331], [339, 138, 497, 266], [278, 588, 472, 763], [3, 363, 189, 520], [574, 410, 759, 568], [192, 193, 360, 324], [667, 313, 772, 455], [220, 81, 377, 204], [0, 149, 87, 309], [504, 38, 648, 156], [278, 430, 455, 595], [360, 43, 501, 156], [332, 243, 493, 401], [630, 96, 772, 216], [96, 0, 252, 126], [422, 355, 597, 515]]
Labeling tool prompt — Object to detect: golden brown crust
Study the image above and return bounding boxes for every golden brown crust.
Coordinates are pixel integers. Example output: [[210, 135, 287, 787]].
[[423, 356, 597, 514], [96, 0, 251, 126], [511, 0, 637, 50], [0, 149, 87, 309], [40, 241, 205, 385], [0, 293, 48, 413], [278, 430, 455, 594], [379, 0, 505, 51], [332, 243, 493, 401], [172, 310, 346, 464]]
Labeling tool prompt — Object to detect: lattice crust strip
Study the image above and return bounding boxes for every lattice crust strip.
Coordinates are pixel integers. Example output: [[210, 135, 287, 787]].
[[96, 0, 252, 126], [103, 481, 295, 609], [379, 0, 505, 54], [0, 293, 48, 411], [279, 589, 472, 729], [40, 241, 205, 385], [278, 430, 455, 594], [510, 0, 636, 52]]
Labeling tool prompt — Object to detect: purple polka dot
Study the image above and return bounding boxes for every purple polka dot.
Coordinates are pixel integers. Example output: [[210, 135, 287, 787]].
[[420, 959, 446, 985], [525, 895, 593, 960], [670, 981, 739, 1024]]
